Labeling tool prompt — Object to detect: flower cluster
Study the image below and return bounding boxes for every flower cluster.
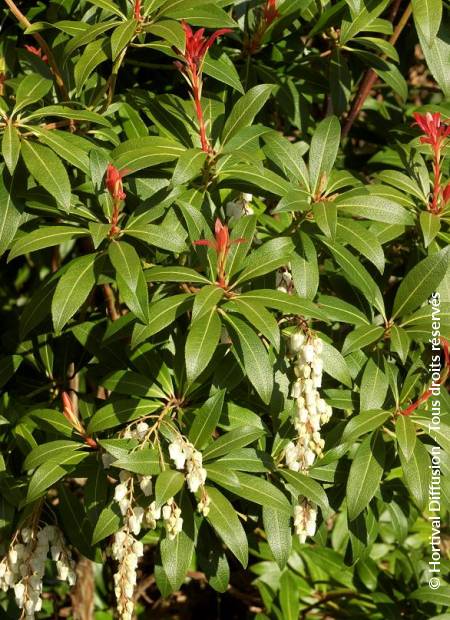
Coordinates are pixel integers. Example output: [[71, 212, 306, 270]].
[[225, 193, 254, 220], [0, 525, 75, 618], [111, 471, 144, 620], [162, 498, 184, 539], [276, 265, 295, 294], [294, 500, 318, 543], [169, 437, 207, 494], [285, 331, 332, 543], [112, 530, 143, 620]]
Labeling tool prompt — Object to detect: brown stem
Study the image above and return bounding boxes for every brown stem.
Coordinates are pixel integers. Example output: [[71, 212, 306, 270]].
[[4, 0, 70, 101], [342, 3, 412, 138], [102, 283, 120, 321]]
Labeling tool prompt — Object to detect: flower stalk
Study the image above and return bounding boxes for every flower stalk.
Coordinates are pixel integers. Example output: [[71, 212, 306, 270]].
[[193, 218, 245, 288], [413, 112, 450, 215], [174, 22, 231, 153]]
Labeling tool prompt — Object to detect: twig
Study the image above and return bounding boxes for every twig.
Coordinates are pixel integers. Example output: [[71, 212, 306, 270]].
[[342, 3, 412, 138], [4, 0, 70, 101], [102, 283, 120, 321]]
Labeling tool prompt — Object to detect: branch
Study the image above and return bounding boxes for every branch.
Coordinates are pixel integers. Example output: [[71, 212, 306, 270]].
[[4, 0, 70, 101], [342, 3, 412, 138]]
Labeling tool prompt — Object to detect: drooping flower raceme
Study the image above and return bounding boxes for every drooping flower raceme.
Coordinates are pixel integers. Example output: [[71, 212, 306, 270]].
[[111, 471, 145, 620], [0, 525, 75, 618], [285, 330, 332, 542], [169, 437, 207, 495]]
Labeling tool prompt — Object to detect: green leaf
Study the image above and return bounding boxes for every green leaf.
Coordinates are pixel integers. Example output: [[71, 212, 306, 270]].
[[155, 470, 185, 508], [124, 224, 186, 253], [221, 85, 274, 144], [100, 370, 166, 399], [203, 426, 265, 461], [224, 314, 274, 404], [86, 0, 126, 17], [192, 285, 224, 321], [8, 226, 88, 262], [420, 211, 441, 248], [25, 104, 111, 126], [29, 126, 90, 173], [238, 289, 327, 321], [417, 21, 450, 98], [263, 506, 292, 569], [136, 294, 193, 340], [145, 266, 210, 284], [74, 38, 109, 93], [112, 136, 184, 173], [2, 122, 21, 174], [390, 324, 410, 363], [321, 341, 352, 388], [225, 298, 280, 350], [205, 486, 248, 567], [313, 201, 337, 238], [87, 399, 160, 434], [0, 171, 23, 258], [409, 585, 450, 607], [360, 358, 388, 411], [336, 193, 414, 224], [188, 390, 225, 449], [412, 0, 442, 46], [342, 325, 384, 355], [109, 241, 150, 323], [26, 461, 67, 504], [172, 148, 207, 185], [280, 469, 329, 512], [279, 570, 301, 620], [203, 52, 244, 93], [111, 19, 137, 60], [226, 214, 257, 277], [342, 410, 390, 444], [92, 504, 121, 544], [144, 19, 185, 50], [232, 237, 293, 286], [309, 115, 341, 196], [21, 140, 71, 211], [113, 448, 161, 475], [320, 238, 382, 309], [219, 164, 291, 197], [337, 220, 385, 273], [185, 307, 221, 384], [392, 248, 449, 318], [160, 491, 195, 592], [318, 295, 369, 326], [395, 415, 416, 461], [52, 254, 97, 333], [29, 409, 72, 437], [14, 74, 53, 114], [399, 440, 430, 510], [23, 440, 83, 470], [346, 432, 385, 521], [221, 472, 291, 514]]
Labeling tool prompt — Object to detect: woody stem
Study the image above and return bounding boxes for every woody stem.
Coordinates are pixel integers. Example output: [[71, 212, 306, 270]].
[[4, 0, 69, 101], [191, 69, 209, 153]]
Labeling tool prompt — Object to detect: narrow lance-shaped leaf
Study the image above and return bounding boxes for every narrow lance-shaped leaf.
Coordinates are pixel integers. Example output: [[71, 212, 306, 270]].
[[109, 241, 150, 324]]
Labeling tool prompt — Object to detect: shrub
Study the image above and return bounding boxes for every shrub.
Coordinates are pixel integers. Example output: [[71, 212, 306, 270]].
[[0, 0, 449, 618]]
